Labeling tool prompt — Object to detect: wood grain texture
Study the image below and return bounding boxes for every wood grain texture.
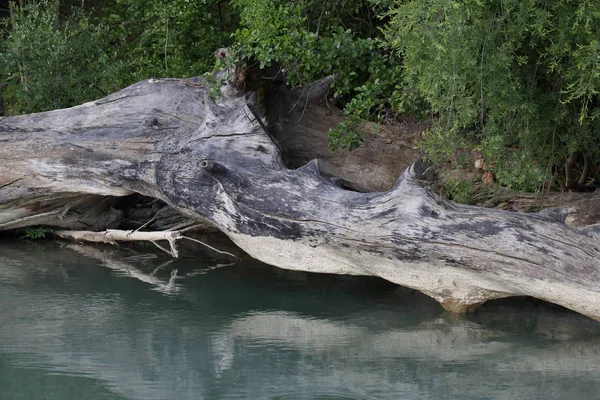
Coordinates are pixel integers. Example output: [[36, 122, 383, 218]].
[[1, 77, 599, 319]]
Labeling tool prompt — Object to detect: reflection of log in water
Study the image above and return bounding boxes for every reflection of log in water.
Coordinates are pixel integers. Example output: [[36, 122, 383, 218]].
[[1, 244, 600, 400], [1, 301, 599, 399], [216, 310, 600, 372], [65, 243, 234, 294], [67, 243, 170, 286]]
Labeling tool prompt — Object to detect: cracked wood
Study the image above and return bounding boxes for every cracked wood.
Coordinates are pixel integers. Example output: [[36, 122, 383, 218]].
[[0, 77, 599, 320]]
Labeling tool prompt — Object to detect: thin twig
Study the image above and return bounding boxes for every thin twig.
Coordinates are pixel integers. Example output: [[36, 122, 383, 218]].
[[134, 216, 157, 233], [295, 83, 316, 123], [182, 235, 240, 259], [151, 240, 175, 257], [178, 223, 206, 233], [164, 220, 197, 232], [167, 237, 179, 258], [164, 16, 169, 73]]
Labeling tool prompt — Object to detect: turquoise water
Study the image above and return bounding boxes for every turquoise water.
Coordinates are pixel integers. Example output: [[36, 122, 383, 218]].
[[1, 241, 599, 400]]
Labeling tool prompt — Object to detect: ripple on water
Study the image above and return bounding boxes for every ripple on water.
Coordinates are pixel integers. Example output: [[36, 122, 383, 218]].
[[2, 241, 600, 400], [271, 392, 380, 400]]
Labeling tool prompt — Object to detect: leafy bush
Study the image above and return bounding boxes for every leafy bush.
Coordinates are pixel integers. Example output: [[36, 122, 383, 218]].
[[230, 0, 421, 151], [102, 0, 236, 86], [0, 0, 237, 115], [385, 0, 600, 191], [440, 177, 475, 205], [1, 0, 118, 114], [3, 0, 599, 194]]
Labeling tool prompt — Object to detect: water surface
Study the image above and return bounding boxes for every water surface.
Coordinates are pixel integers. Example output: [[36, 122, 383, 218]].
[[1, 241, 599, 399]]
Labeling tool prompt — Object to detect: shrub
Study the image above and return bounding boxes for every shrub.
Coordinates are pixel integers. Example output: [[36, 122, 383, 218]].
[[385, 0, 600, 191], [1, 0, 117, 114]]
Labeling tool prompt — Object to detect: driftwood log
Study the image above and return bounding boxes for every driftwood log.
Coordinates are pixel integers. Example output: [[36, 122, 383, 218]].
[[1, 77, 600, 320]]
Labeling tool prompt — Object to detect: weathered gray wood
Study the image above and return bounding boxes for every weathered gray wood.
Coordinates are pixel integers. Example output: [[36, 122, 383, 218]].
[[1, 77, 600, 320], [266, 82, 425, 192]]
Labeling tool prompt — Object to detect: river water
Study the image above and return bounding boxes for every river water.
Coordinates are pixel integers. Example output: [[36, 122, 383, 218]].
[[0, 241, 599, 400]]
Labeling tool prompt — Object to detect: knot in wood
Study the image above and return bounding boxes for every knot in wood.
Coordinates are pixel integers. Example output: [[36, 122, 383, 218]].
[[201, 160, 228, 175], [201, 160, 214, 170]]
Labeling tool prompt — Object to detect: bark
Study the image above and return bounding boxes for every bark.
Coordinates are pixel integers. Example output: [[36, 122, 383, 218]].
[[265, 81, 425, 192], [1, 77, 600, 320]]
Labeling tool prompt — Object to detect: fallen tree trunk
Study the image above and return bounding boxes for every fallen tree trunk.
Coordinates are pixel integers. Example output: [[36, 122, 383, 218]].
[[1, 77, 600, 320]]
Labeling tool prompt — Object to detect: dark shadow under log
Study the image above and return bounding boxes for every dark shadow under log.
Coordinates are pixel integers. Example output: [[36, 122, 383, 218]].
[[1, 77, 600, 320]]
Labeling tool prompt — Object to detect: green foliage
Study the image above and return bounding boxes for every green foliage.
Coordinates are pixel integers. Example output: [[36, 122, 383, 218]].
[[24, 227, 49, 239], [230, 0, 420, 151], [327, 59, 429, 151], [415, 126, 468, 165], [2, 0, 599, 194], [494, 150, 552, 192], [385, 0, 600, 191], [232, 0, 379, 89], [0, 0, 118, 114], [2, 2, 116, 112], [0, 0, 237, 115], [102, 0, 236, 86], [440, 177, 475, 205]]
